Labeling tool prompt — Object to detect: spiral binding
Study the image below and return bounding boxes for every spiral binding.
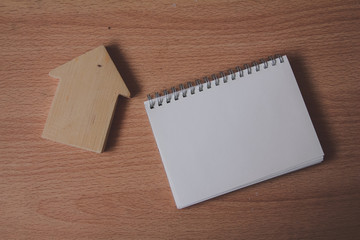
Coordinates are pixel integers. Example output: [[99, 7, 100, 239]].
[[147, 54, 284, 109]]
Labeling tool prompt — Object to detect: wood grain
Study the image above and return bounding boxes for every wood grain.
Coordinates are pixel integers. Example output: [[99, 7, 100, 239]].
[[0, 0, 359, 239], [43, 45, 130, 153]]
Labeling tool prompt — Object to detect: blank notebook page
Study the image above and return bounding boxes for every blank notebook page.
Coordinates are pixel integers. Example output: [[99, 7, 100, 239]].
[[145, 56, 324, 209]]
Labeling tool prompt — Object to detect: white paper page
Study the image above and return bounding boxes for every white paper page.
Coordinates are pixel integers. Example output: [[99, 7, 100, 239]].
[[145, 56, 324, 209]]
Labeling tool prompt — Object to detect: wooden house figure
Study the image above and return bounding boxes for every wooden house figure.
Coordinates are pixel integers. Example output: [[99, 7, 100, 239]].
[[42, 45, 130, 153]]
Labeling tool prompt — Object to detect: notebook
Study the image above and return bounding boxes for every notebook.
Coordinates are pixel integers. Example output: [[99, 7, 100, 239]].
[[144, 55, 324, 209]]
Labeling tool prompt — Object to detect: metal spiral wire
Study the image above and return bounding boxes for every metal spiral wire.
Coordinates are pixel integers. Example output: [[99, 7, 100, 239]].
[[147, 54, 284, 109]]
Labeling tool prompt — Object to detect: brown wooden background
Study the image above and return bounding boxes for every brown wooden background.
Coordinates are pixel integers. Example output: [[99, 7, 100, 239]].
[[1, 0, 359, 239]]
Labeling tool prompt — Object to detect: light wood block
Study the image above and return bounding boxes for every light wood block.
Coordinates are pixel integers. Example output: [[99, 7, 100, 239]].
[[42, 45, 130, 153]]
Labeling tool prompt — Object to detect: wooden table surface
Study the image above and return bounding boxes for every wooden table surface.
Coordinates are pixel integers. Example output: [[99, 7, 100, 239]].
[[1, 0, 359, 239]]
